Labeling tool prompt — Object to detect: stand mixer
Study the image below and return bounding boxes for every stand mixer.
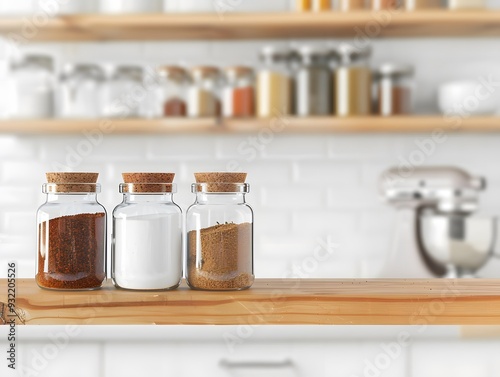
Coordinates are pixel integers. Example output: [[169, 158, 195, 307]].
[[380, 166, 497, 278]]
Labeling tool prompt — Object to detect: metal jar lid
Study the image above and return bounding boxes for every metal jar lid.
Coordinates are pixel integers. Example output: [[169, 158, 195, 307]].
[[112, 65, 144, 81], [375, 63, 415, 79], [259, 46, 293, 64], [61, 63, 106, 81], [336, 44, 372, 64], [12, 54, 54, 71]]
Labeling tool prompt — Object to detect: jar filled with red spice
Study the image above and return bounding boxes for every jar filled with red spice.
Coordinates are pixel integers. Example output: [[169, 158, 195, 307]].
[[157, 65, 189, 117], [222, 66, 255, 118], [36, 172, 107, 291]]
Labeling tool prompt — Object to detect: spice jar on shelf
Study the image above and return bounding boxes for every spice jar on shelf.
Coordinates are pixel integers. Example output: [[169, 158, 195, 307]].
[[292, 46, 332, 117], [112, 173, 182, 291], [36, 173, 107, 291], [223, 66, 255, 118], [312, 0, 331, 11], [187, 66, 222, 118], [157, 65, 189, 117], [59, 63, 105, 119], [374, 63, 414, 116], [337, 0, 368, 10], [10, 54, 55, 119], [405, 0, 442, 10], [257, 46, 292, 118], [100, 0, 163, 13], [101, 65, 144, 118], [186, 172, 254, 291], [296, 0, 312, 11], [371, 0, 403, 10], [334, 44, 372, 117]]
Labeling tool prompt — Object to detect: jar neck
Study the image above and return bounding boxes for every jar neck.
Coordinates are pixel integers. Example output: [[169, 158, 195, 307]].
[[46, 193, 98, 203], [123, 193, 174, 204], [195, 192, 246, 205]]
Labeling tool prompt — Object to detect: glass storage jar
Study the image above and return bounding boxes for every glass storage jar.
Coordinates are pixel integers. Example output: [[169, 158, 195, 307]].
[[36, 0, 98, 14], [223, 66, 255, 118], [375, 63, 414, 116], [10, 54, 55, 119], [257, 46, 292, 118], [405, 0, 442, 10], [101, 65, 144, 118], [100, 0, 163, 13], [59, 63, 105, 119], [157, 65, 189, 117], [36, 173, 107, 291], [337, 0, 368, 10], [187, 66, 222, 118], [334, 44, 372, 116], [112, 173, 183, 291], [186, 172, 254, 291], [312, 0, 331, 10], [292, 46, 332, 116], [371, 0, 403, 10]]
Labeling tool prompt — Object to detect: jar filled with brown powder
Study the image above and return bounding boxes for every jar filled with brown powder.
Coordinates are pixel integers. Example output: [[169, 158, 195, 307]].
[[36, 172, 107, 290], [374, 63, 414, 116], [186, 172, 254, 291]]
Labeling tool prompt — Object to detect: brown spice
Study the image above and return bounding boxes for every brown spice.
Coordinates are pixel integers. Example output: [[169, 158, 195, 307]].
[[36, 213, 106, 290], [187, 222, 254, 291], [377, 86, 411, 115], [232, 86, 255, 117], [164, 98, 186, 116]]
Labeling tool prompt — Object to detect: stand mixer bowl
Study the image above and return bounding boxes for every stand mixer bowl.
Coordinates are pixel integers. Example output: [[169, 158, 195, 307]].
[[419, 213, 497, 277]]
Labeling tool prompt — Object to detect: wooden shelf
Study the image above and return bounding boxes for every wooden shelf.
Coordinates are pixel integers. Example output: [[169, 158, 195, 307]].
[[2, 279, 500, 325], [0, 11, 500, 41], [2, 116, 500, 134]]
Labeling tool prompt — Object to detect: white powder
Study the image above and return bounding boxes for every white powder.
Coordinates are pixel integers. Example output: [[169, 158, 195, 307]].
[[113, 213, 182, 290]]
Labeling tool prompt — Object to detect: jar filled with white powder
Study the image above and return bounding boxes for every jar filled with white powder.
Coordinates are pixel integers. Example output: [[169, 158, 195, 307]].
[[112, 173, 182, 290]]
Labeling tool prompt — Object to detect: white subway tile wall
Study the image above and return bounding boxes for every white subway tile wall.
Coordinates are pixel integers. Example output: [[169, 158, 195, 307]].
[[2, 2, 500, 376]]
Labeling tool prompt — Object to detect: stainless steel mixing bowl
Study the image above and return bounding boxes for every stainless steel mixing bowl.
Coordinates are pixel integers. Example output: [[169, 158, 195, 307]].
[[419, 213, 497, 277]]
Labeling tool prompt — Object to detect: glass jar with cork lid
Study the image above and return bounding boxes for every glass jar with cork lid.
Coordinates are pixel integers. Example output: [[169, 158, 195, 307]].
[[222, 66, 255, 118], [186, 172, 254, 291], [157, 66, 189, 117], [187, 66, 222, 118], [36, 173, 107, 291], [112, 173, 182, 291]]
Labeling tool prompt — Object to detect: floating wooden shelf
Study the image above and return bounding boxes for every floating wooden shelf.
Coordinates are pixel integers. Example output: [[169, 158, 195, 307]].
[[2, 279, 500, 325], [1, 116, 500, 134], [0, 11, 500, 41]]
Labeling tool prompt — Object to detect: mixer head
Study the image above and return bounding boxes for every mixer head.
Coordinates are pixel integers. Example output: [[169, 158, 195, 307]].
[[380, 166, 485, 213]]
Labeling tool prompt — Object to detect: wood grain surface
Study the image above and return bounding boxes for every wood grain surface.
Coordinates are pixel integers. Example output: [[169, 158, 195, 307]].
[[0, 11, 500, 41], [2, 279, 500, 325], [0, 116, 500, 134]]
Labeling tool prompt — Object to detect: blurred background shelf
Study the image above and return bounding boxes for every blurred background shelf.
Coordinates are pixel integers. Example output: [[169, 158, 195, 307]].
[[1, 11, 500, 41], [3, 279, 500, 325], [2, 116, 500, 134]]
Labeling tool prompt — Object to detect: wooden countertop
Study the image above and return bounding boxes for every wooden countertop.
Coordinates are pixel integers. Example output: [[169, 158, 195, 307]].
[[2, 279, 500, 325]]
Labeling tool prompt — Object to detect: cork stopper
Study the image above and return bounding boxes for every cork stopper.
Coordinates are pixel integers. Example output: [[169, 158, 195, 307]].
[[44, 172, 99, 193], [195, 172, 247, 184], [193, 172, 248, 193], [46, 172, 98, 184], [121, 172, 176, 194]]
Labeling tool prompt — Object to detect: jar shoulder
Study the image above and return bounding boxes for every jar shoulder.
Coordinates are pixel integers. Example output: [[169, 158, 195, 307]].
[[113, 202, 182, 218]]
